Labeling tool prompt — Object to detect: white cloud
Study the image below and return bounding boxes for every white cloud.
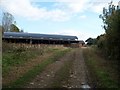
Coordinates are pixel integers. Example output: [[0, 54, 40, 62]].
[[0, 0, 94, 21], [1, 0, 119, 21], [89, 0, 120, 13], [89, 2, 108, 14], [66, 0, 89, 13], [1, 0, 70, 21], [53, 0, 90, 13], [1, 0, 45, 18], [79, 15, 87, 19], [1, 0, 91, 22], [47, 9, 70, 21]]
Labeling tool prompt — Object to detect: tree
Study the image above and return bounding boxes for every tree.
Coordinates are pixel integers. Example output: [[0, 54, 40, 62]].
[[85, 37, 96, 45], [99, 1, 120, 60], [2, 12, 21, 32], [10, 24, 20, 32], [2, 12, 14, 32], [96, 34, 107, 53]]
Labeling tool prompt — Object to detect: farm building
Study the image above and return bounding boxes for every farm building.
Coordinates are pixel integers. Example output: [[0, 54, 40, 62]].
[[2, 32, 84, 47]]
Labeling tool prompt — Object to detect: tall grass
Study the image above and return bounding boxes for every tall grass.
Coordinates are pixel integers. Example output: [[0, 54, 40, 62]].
[[5, 48, 70, 88], [2, 42, 48, 76], [82, 47, 118, 88]]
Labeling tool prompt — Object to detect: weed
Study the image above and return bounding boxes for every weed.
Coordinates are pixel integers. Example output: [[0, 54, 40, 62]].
[[82, 48, 118, 88]]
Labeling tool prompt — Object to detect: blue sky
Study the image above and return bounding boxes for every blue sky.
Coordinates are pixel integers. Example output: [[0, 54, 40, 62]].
[[1, 0, 120, 41]]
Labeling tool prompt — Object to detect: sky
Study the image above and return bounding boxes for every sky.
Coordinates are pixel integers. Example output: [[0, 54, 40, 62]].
[[1, 0, 120, 41]]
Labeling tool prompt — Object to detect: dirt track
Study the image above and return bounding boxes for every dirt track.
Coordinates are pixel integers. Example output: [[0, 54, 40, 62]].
[[67, 49, 91, 88], [25, 48, 91, 88]]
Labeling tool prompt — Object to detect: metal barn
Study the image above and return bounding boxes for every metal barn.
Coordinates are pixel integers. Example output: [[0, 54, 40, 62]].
[[2, 32, 80, 45]]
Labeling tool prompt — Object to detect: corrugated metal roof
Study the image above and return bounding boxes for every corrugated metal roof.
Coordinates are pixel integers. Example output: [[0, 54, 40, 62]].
[[3, 32, 78, 41]]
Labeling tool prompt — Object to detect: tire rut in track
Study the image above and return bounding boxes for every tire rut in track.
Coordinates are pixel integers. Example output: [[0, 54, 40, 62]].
[[25, 49, 91, 88], [65, 49, 91, 88], [25, 49, 75, 88]]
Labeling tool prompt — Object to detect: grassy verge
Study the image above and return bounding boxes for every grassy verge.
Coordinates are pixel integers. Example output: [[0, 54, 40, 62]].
[[4, 48, 71, 88], [3, 47, 44, 76], [82, 47, 118, 88]]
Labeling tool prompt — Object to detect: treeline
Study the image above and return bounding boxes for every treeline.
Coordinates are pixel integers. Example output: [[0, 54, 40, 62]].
[[86, 2, 120, 61]]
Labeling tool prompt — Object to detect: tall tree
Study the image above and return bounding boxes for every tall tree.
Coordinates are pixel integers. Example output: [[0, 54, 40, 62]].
[[99, 1, 120, 60], [2, 12, 14, 32], [85, 38, 96, 45]]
